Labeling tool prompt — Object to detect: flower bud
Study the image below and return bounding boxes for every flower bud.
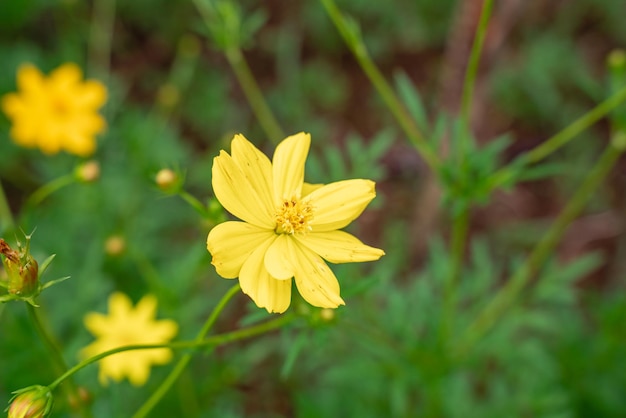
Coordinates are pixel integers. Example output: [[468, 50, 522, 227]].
[[75, 160, 100, 183], [104, 235, 126, 256], [0, 239, 38, 297], [155, 168, 180, 193], [7, 385, 53, 418]]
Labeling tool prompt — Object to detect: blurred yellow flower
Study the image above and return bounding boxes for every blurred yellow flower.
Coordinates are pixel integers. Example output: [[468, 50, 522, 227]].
[[207, 133, 385, 313], [82, 292, 178, 386], [1, 63, 107, 156]]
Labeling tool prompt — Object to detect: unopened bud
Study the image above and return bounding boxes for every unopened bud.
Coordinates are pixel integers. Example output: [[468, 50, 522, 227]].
[[104, 235, 126, 256], [7, 385, 53, 418], [0, 239, 38, 297], [319, 308, 335, 322], [155, 169, 180, 192], [75, 160, 100, 183]]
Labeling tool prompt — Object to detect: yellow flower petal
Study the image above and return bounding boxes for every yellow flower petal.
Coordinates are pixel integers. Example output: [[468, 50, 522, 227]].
[[239, 238, 292, 313], [207, 221, 275, 278], [264, 234, 298, 280], [135, 294, 158, 321], [127, 359, 151, 386], [231, 134, 275, 216], [308, 179, 376, 232], [79, 80, 107, 108], [292, 242, 344, 308], [50, 63, 82, 88], [17, 65, 44, 94], [302, 182, 323, 197], [294, 230, 385, 263], [212, 150, 274, 227], [108, 292, 133, 317], [272, 132, 310, 200], [83, 312, 109, 336]]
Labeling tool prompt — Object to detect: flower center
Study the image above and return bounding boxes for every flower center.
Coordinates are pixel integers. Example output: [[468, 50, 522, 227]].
[[275, 197, 314, 235], [50, 97, 70, 117]]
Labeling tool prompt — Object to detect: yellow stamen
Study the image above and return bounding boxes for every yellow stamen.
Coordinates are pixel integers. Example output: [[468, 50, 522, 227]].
[[275, 197, 314, 235]]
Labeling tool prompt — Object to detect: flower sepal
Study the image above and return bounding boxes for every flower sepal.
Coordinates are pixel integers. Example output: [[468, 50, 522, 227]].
[[6, 385, 53, 418], [0, 235, 69, 306]]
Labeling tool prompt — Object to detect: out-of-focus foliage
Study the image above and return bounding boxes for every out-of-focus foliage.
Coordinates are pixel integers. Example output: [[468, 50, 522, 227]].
[[1, 0, 625, 417]]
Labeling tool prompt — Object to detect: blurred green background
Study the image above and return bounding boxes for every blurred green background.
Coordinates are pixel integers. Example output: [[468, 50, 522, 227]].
[[1, 0, 626, 417]]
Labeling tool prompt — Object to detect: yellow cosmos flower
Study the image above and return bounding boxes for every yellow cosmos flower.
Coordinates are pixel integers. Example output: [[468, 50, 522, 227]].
[[82, 292, 178, 386], [207, 132, 385, 313], [1, 63, 107, 156]]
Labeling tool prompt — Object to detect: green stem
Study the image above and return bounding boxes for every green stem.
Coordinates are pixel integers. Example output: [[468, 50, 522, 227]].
[[49, 312, 295, 392], [27, 304, 92, 418], [460, 0, 494, 126], [191, 0, 284, 144], [224, 47, 285, 144], [0, 179, 15, 233], [27, 304, 68, 375], [26, 174, 76, 208], [131, 283, 241, 418], [178, 190, 209, 218], [488, 82, 626, 190], [319, 0, 439, 171], [458, 141, 623, 357], [441, 208, 470, 343]]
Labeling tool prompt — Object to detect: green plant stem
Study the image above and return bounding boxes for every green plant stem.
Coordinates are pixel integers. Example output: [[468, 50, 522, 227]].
[[319, 0, 439, 171], [49, 312, 295, 392], [26, 174, 76, 208], [178, 190, 209, 218], [460, 0, 494, 126], [0, 179, 15, 233], [27, 304, 92, 418], [441, 208, 470, 343], [131, 283, 241, 418], [192, 0, 284, 144], [488, 82, 626, 190], [224, 47, 285, 144], [457, 142, 623, 357]]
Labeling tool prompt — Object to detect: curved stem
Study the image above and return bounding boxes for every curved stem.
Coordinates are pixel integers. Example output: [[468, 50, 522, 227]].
[[178, 190, 209, 218], [319, 0, 439, 171], [26, 174, 76, 208], [131, 283, 241, 418], [457, 141, 623, 357], [49, 312, 295, 392], [488, 82, 626, 190], [27, 304, 69, 375]]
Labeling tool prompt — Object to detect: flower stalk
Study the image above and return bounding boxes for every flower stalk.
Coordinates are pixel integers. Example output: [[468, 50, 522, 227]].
[[319, 0, 439, 170], [48, 312, 295, 392], [192, 0, 285, 144], [131, 283, 242, 418], [457, 136, 625, 357]]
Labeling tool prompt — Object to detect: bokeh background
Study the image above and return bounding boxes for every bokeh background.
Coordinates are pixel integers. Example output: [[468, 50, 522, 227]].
[[1, 0, 626, 416]]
